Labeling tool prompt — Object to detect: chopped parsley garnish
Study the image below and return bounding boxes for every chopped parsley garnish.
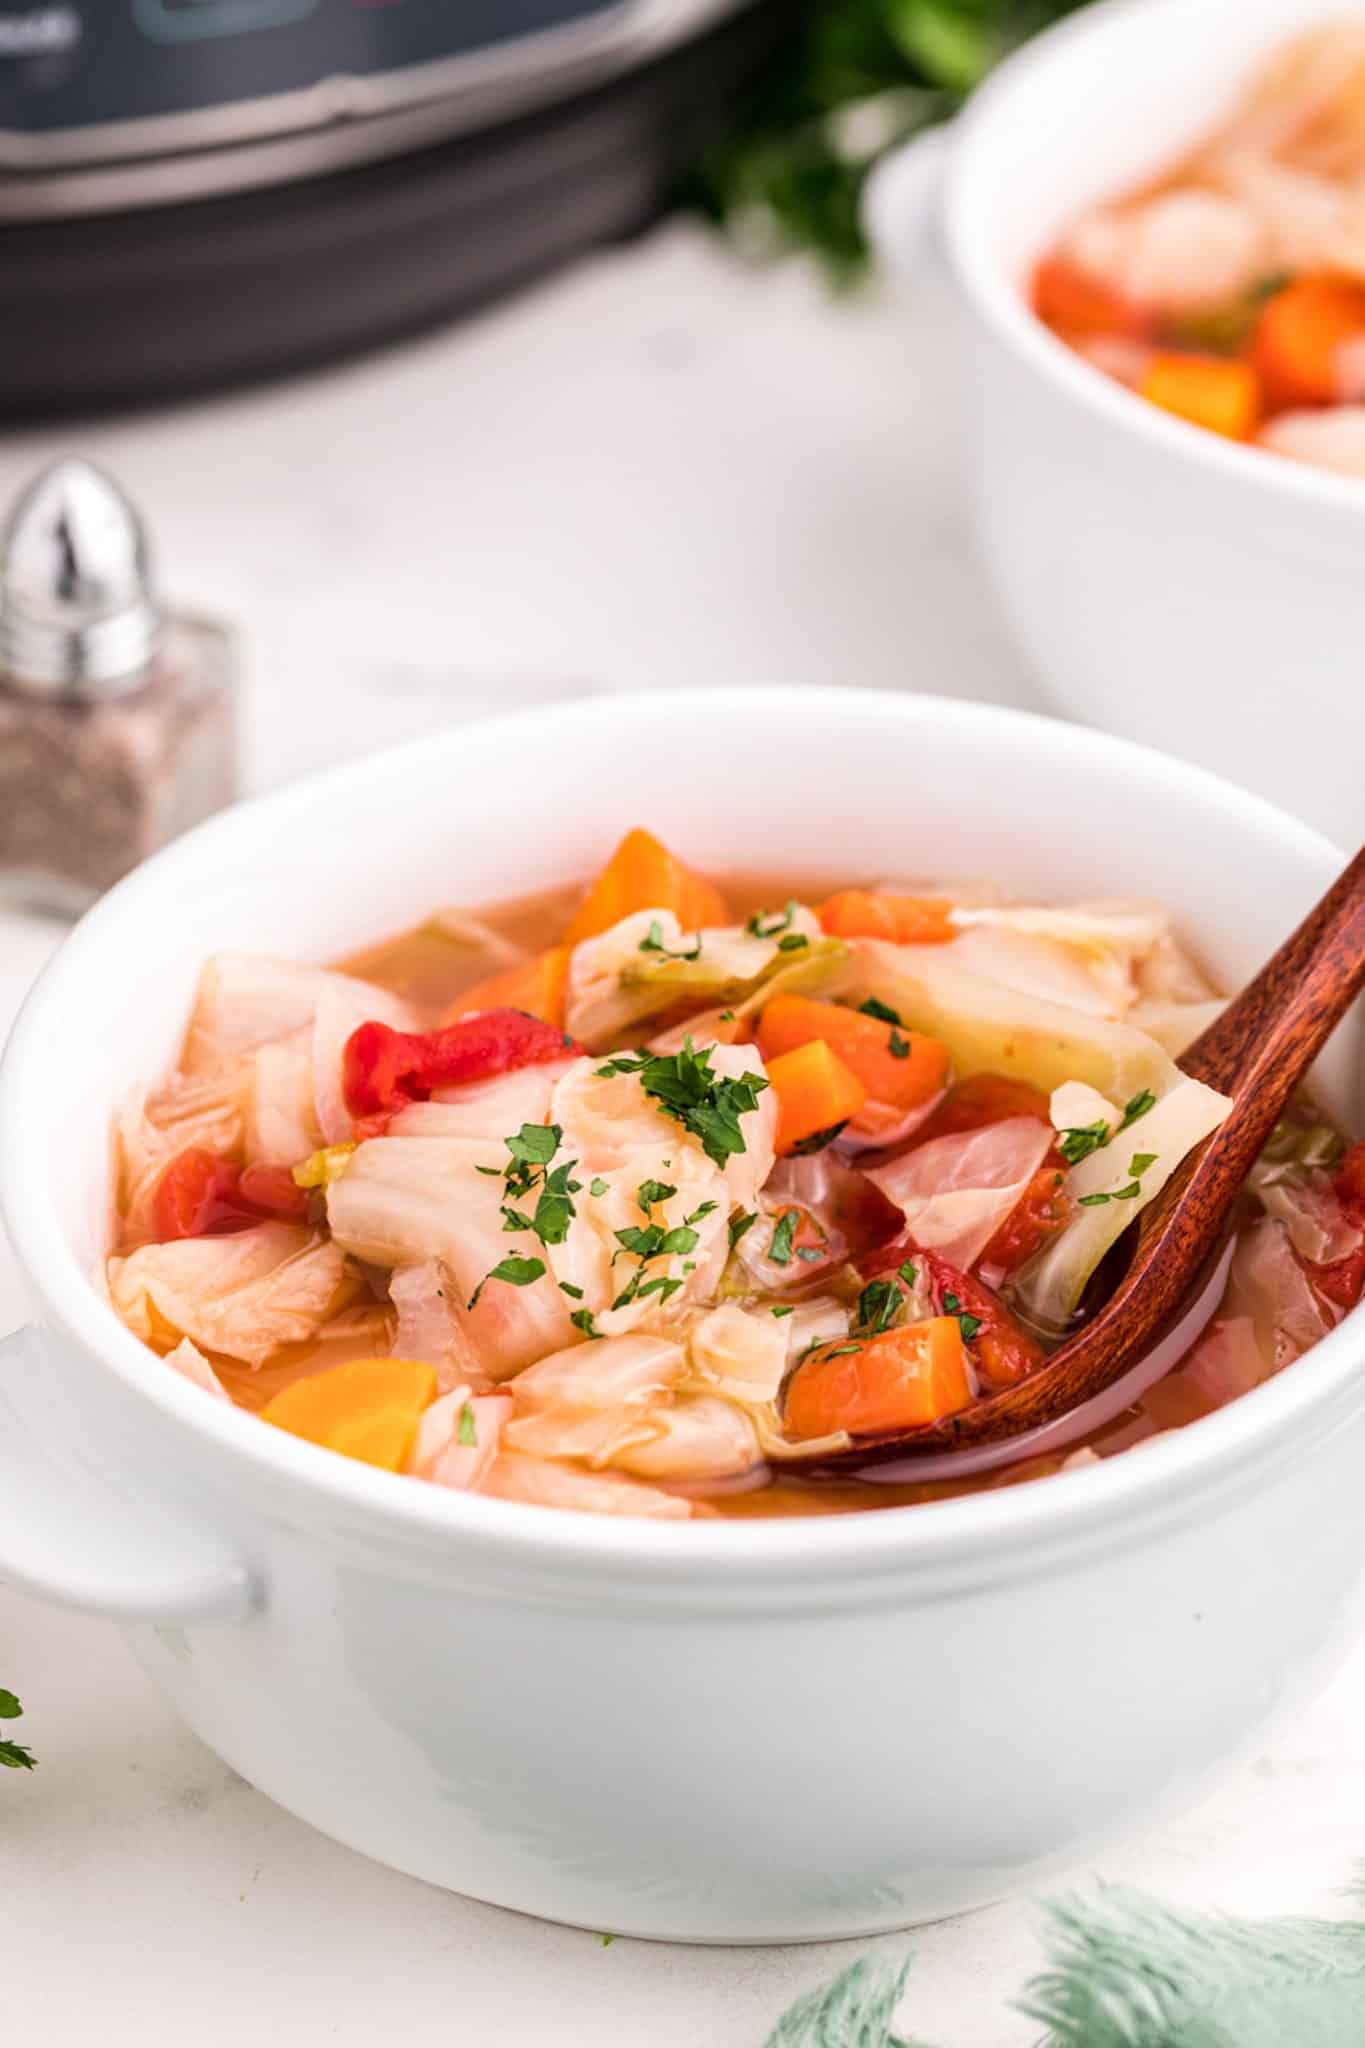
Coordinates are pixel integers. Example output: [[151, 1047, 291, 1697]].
[[776, 933, 809, 953], [822, 1343, 864, 1359], [609, 1210, 700, 1310], [1118, 1089, 1157, 1133], [1059, 1120, 1111, 1166], [589, 1177, 609, 1198], [597, 1039, 769, 1168], [718, 1010, 736, 1023], [571, 1308, 604, 1339], [559, 1281, 584, 1299], [858, 997, 902, 1025], [768, 1210, 799, 1266], [855, 1278, 903, 1336], [1128, 1151, 1157, 1176], [686, 1199, 719, 1224], [888, 1027, 911, 1059], [941, 1290, 982, 1344], [795, 1245, 825, 1264], [506, 1122, 560, 1166], [898, 1260, 918, 1288], [457, 1402, 478, 1447], [791, 1120, 847, 1156], [638, 918, 701, 962], [468, 1255, 546, 1309], [728, 1210, 758, 1251], [771, 1304, 795, 1318], [746, 901, 798, 939], [637, 1179, 676, 1209]]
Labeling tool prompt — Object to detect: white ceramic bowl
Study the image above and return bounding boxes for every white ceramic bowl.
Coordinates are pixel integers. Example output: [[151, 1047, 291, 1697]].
[[0, 688, 1361, 1944], [867, 0, 1365, 848]]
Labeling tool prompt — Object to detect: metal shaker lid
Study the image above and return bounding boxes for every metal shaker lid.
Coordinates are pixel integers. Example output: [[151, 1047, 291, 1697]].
[[0, 459, 161, 697]]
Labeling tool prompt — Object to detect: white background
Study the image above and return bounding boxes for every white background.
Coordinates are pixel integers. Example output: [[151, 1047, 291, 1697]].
[[3, 223, 1364, 2046]]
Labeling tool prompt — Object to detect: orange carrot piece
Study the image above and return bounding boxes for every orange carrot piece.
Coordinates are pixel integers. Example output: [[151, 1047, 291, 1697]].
[[1138, 352, 1260, 441], [445, 945, 570, 1031], [564, 828, 728, 946], [260, 1357, 438, 1472], [784, 1318, 971, 1439], [1032, 253, 1150, 341], [765, 1040, 867, 1156], [1251, 275, 1365, 409], [756, 994, 948, 1115], [816, 891, 955, 946]]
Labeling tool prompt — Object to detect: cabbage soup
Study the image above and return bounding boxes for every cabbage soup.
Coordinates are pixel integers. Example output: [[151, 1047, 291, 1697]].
[[107, 829, 1364, 1520]]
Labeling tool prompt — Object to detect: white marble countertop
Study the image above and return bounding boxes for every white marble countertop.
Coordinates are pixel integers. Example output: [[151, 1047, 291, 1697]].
[[3, 223, 1364, 2047]]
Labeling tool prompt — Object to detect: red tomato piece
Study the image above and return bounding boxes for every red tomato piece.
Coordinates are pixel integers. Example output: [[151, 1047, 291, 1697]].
[[1306, 1141, 1365, 1311], [154, 1148, 240, 1241], [342, 1007, 574, 1120]]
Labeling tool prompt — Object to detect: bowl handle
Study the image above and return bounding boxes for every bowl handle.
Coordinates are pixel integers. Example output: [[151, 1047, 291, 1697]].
[[861, 123, 955, 284], [0, 1325, 255, 1624]]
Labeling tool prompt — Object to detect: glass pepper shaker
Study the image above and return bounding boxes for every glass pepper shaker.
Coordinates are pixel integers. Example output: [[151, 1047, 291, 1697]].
[[0, 458, 239, 917]]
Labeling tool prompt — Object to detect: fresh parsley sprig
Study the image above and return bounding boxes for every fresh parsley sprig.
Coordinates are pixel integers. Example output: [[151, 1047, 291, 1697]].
[[0, 1689, 36, 1772], [597, 1039, 769, 1169]]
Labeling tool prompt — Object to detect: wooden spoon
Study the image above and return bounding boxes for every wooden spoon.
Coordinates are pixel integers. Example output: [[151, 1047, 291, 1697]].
[[786, 846, 1365, 1473]]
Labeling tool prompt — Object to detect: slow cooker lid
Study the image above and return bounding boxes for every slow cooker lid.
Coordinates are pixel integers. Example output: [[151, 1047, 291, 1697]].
[[0, 0, 749, 215]]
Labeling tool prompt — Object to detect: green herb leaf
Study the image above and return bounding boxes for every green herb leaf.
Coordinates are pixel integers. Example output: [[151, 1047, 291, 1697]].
[[859, 997, 903, 1025], [506, 1122, 560, 1165], [0, 1689, 21, 1720], [468, 1255, 547, 1309], [571, 1308, 604, 1339], [746, 900, 797, 939], [855, 1278, 903, 1336], [589, 1177, 609, 1198], [559, 1281, 584, 1299], [1059, 1120, 1111, 1166], [796, 1245, 826, 1264], [1118, 1089, 1157, 1133], [776, 933, 810, 952], [598, 1040, 769, 1169], [457, 1401, 478, 1447], [638, 918, 702, 962], [771, 1304, 795, 1319], [0, 1738, 36, 1771], [897, 1260, 918, 1288], [729, 1210, 758, 1251], [888, 1027, 911, 1059], [1128, 1152, 1157, 1177], [637, 1179, 677, 1209], [769, 1210, 799, 1266]]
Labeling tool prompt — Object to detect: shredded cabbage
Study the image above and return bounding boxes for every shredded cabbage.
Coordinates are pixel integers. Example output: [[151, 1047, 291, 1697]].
[[1010, 1076, 1233, 1336]]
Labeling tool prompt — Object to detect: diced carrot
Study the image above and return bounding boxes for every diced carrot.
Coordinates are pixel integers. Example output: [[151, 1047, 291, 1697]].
[[1251, 275, 1365, 409], [756, 994, 948, 1115], [1138, 352, 1260, 440], [564, 828, 728, 946], [260, 1357, 438, 1472], [1032, 253, 1150, 340], [915, 1073, 1052, 1143], [765, 1039, 867, 1157], [784, 1317, 972, 1440], [816, 892, 955, 945], [445, 945, 570, 1031]]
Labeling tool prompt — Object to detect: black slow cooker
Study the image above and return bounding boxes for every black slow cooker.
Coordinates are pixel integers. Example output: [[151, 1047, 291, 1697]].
[[0, 1, 788, 415]]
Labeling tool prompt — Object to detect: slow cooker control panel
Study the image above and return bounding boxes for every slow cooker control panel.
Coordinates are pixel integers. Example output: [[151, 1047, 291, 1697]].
[[0, 0, 632, 149]]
